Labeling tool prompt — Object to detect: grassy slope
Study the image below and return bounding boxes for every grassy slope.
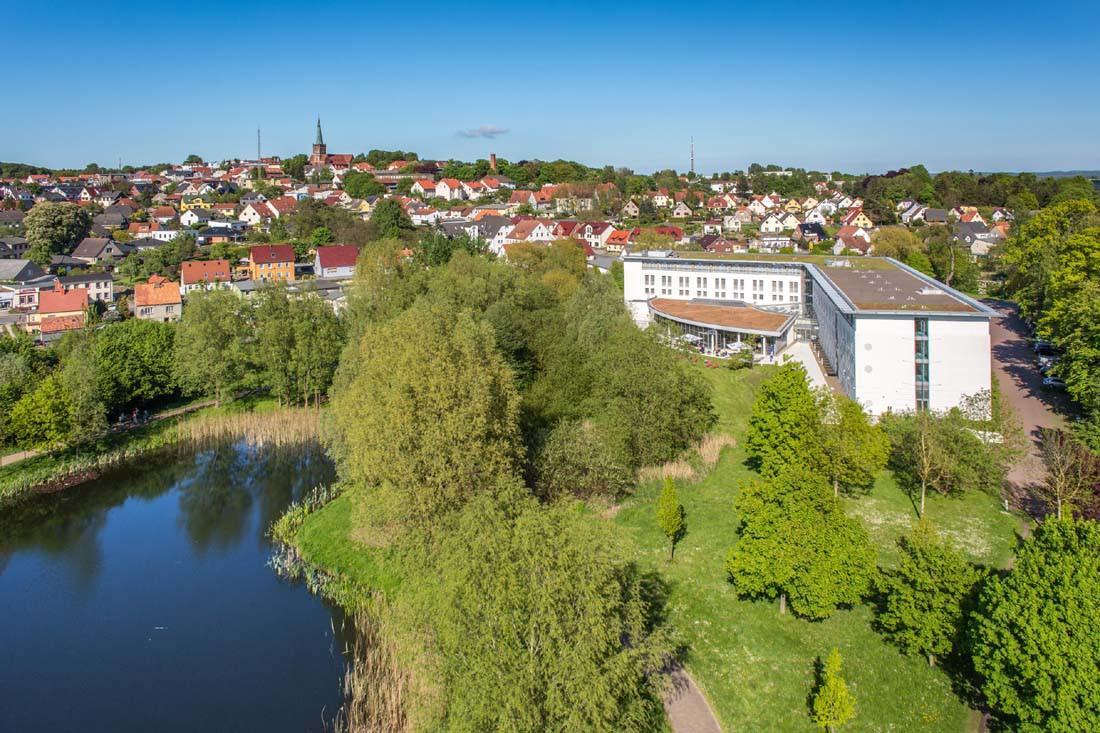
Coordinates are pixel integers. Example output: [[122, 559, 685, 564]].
[[294, 492, 403, 597], [614, 364, 1021, 732]]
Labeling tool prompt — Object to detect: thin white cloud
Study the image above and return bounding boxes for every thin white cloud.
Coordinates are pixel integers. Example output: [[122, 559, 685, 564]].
[[456, 125, 510, 139]]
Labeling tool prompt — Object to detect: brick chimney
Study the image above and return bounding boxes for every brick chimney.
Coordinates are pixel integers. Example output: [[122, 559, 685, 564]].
[[489, 153, 497, 172]]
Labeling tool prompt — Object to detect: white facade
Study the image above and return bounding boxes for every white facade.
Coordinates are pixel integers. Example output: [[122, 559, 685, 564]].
[[624, 252, 996, 415]]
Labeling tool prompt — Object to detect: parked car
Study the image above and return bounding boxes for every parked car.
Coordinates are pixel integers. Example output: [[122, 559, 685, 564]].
[[1037, 354, 1058, 369], [1042, 376, 1066, 390], [1033, 339, 1056, 355]]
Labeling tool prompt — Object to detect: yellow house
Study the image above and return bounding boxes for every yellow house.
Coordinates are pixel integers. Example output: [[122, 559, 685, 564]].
[[248, 244, 296, 282], [840, 208, 875, 228], [179, 195, 215, 212], [783, 199, 803, 214]]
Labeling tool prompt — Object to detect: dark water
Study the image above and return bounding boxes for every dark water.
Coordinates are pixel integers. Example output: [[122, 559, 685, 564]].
[[0, 442, 349, 733]]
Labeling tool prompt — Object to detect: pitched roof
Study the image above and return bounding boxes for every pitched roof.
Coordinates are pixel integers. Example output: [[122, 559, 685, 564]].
[[181, 259, 231, 285], [316, 245, 358, 269], [40, 315, 85, 334], [250, 244, 295, 264], [134, 277, 182, 307], [39, 284, 87, 313]]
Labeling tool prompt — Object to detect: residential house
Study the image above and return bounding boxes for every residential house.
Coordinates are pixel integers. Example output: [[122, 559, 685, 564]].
[[180, 208, 213, 227], [503, 219, 555, 245], [434, 178, 465, 201], [778, 212, 801, 230], [923, 208, 948, 224], [747, 198, 767, 218], [28, 281, 86, 334], [671, 201, 693, 219], [577, 222, 615, 249], [134, 275, 182, 322], [59, 272, 114, 303], [411, 179, 437, 198], [900, 203, 927, 225], [759, 213, 785, 233], [841, 208, 874, 230], [314, 245, 358, 280], [794, 223, 827, 243], [248, 244, 296, 282], [621, 200, 640, 218], [605, 228, 633, 254], [721, 215, 743, 233], [71, 237, 131, 265], [239, 203, 271, 226], [180, 259, 232, 295]]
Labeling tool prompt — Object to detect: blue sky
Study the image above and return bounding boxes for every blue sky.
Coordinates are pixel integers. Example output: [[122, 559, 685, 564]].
[[6, 1, 1099, 174]]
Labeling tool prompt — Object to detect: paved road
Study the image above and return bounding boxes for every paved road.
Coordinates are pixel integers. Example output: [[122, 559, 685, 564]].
[[986, 300, 1069, 506], [663, 665, 722, 733]]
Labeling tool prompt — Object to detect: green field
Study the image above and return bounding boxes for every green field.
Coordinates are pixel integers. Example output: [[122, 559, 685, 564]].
[[288, 363, 1022, 732], [614, 365, 1023, 732]]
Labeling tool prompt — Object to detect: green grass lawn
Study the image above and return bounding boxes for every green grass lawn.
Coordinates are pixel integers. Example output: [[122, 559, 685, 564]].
[[615, 364, 1022, 732], [294, 492, 403, 597]]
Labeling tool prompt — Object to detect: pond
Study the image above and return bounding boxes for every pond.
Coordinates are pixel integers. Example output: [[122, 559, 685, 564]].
[[0, 442, 349, 733]]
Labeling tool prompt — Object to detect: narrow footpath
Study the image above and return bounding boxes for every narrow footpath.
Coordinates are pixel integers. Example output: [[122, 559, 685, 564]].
[[0, 399, 217, 468], [664, 665, 722, 733]]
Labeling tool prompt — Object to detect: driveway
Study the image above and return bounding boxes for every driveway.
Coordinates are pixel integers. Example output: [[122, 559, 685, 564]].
[[986, 300, 1070, 505]]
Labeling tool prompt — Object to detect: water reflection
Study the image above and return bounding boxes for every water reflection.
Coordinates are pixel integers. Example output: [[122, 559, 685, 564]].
[[0, 439, 345, 733]]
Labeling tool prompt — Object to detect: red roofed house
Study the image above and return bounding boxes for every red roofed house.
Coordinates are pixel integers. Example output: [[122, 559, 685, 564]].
[[841, 207, 874, 229], [180, 259, 232, 295], [411, 179, 437, 198], [265, 196, 299, 219], [249, 244, 296, 282], [134, 275, 182, 322], [314, 245, 358, 280], [434, 178, 464, 201], [29, 281, 87, 335]]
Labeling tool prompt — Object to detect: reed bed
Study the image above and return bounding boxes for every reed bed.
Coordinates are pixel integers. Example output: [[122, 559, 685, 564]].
[[0, 407, 323, 506], [637, 433, 736, 484], [181, 408, 321, 450], [335, 609, 413, 733]]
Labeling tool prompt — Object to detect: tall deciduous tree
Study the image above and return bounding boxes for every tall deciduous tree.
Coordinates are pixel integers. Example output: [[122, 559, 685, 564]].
[[94, 319, 176, 411], [815, 390, 889, 496], [876, 520, 984, 666], [173, 289, 250, 406], [811, 648, 856, 732], [23, 202, 92, 265], [725, 465, 875, 619], [423, 494, 671, 732], [326, 301, 523, 532], [745, 362, 823, 476], [533, 419, 633, 502], [883, 408, 1001, 517], [1038, 428, 1100, 519], [968, 518, 1100, 731], [656, 477, 685, 561]]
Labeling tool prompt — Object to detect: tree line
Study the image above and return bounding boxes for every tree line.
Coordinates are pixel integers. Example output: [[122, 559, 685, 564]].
[[0, 286, 344, 451], [323, 236, 715, 730]]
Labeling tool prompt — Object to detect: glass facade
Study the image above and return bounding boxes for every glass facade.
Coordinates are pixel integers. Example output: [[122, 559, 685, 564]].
[[914, 317, 929, 410]]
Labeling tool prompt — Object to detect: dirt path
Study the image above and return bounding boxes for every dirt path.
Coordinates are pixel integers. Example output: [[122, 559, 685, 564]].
[[0, 399, 217, 469], [664, 665, 722, 733]]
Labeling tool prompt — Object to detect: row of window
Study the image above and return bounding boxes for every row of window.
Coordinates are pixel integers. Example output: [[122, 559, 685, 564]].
[[644, 273, 800, 301]]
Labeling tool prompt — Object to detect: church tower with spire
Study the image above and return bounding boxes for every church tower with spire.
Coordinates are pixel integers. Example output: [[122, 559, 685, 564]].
[[310, 117, 328, 167]]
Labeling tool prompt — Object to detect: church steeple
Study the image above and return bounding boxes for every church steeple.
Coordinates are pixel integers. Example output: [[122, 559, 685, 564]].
[[311, 117, 328, 167]]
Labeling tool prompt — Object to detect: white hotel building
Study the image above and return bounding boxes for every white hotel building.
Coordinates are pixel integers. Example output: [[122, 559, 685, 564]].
[[622, 251, 998, 415]]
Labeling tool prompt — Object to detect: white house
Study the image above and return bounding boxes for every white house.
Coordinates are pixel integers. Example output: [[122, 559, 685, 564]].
[[759, 213, 785, 233], [314, 245, 358, 280]]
